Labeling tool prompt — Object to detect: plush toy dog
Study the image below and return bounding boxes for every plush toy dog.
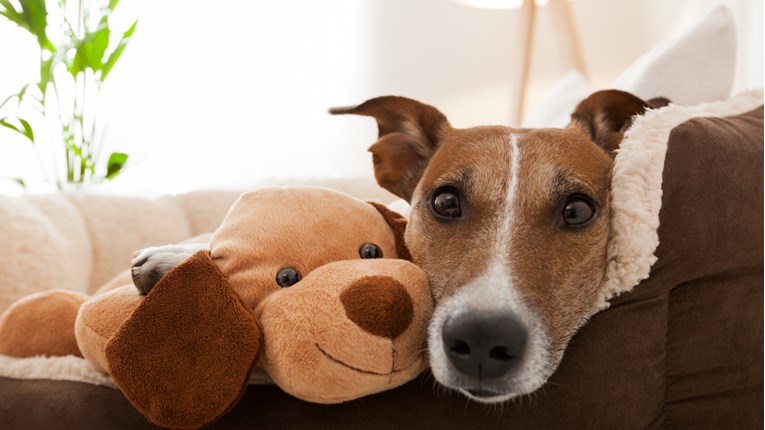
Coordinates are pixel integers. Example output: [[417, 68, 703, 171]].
[[0, 187, 433, 429]]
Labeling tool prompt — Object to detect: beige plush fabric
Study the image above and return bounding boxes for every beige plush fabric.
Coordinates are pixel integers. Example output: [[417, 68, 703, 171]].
[[0, 178, 392, 314]]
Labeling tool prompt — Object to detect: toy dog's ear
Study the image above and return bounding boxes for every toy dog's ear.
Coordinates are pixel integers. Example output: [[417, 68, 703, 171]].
[[105, 250, 261, 429], [368, 202, 411, 261]]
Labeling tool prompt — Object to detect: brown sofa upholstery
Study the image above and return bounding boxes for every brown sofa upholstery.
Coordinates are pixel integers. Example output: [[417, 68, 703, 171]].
[[0, 100, 761, 429]]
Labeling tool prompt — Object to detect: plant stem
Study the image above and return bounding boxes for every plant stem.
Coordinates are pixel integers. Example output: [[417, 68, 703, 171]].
[[80, 73, 88, 183]]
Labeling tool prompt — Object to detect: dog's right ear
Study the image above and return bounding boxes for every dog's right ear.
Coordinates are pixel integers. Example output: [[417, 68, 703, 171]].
[[569, 89, 658, 156], [105, 250, 262, 429], [330, 96, 451, 202]]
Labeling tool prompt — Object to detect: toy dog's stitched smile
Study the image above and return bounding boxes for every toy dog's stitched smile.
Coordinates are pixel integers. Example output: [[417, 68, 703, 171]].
[[315, 342, 405, 376]]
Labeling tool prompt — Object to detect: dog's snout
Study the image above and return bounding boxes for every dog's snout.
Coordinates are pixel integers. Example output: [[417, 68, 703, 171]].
[[340, 277, 414, 338], [442, 312, 527, 380]]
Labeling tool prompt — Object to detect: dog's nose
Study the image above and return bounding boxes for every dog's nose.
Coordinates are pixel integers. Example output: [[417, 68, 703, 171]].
[[442, 312, 527, 380], [340, 277, 414, 338]]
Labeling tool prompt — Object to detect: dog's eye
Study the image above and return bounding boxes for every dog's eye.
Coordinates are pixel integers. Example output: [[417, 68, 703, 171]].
[[560, 196, 596, 227], [359, 243, 382, 259], [276, 267, 301, 287], [431, 187, 462, 220]]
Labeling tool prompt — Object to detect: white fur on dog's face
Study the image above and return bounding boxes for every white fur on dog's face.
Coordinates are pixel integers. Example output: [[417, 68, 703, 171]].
[[405, 126, 613, 402]]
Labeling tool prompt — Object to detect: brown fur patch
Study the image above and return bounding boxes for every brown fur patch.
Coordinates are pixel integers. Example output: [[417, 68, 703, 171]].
[[340, 276, 413, 339]]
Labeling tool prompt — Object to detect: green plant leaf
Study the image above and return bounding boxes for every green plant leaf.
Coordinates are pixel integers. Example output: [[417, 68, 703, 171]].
[[67, 142, 83, 157], [12, 177, 26, 188], [105, 152, 128, 180], [17, 118, 34, 142], [0, 0, 26, 29], [108, 0, 120, 12], [69, 21, 111, 76], [38, 54, 54, 93], [0, 83, 31, 110], [0, 118, 21, 134], [0, 117, 34, 143], [17, 82, 31, 101], [18, 0, 54, 51], [100, 19, 136, 82]]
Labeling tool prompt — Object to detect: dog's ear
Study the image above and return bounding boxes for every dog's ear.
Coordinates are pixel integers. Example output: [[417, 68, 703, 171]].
[[105, 250, 261, 429], [330, 96, 451, 202], [367, 201, 411, 261], [569, 90, 659, 156]]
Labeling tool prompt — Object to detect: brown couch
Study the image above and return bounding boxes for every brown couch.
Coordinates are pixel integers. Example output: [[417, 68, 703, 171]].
[[0, 95, 762, 429]]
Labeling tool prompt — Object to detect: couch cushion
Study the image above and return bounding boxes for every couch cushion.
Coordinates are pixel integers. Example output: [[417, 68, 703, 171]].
[[0, 194, 91, 312], [653, 108, 764, 427], [63, 194, 196, 292]]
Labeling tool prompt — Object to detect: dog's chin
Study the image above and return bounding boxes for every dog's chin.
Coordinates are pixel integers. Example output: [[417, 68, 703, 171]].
[[430, 364, 551, 404], [461, 388, 515, 404]]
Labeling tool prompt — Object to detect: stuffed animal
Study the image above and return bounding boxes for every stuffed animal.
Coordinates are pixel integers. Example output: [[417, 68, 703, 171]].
[[0, 186, 433, 429]]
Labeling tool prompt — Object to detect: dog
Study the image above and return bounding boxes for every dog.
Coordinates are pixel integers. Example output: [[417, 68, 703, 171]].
[[132, 90, 667, 404]]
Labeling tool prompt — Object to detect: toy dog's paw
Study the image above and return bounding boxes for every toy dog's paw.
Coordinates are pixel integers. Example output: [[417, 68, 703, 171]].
[[131, 243, 207, 295]]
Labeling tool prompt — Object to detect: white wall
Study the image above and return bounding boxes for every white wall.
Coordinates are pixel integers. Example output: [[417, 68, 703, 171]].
[[0, 0, 761, 195]]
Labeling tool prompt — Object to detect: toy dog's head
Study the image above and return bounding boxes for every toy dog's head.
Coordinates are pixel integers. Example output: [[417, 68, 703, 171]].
[[82, 187, 432, 429]]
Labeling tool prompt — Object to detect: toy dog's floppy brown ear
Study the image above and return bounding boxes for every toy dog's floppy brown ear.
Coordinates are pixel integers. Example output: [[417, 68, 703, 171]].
[[105, 250, 261, 429], [330, 96, 451, 202], [368, 202, 411, 261]]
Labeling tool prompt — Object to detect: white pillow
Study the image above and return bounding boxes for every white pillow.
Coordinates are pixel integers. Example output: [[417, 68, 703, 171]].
[[523, 5, 736, 128]]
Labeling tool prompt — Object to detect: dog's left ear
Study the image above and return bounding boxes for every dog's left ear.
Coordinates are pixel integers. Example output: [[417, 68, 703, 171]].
[[569, 90, 663, 156], [367, 201, 411, 261]]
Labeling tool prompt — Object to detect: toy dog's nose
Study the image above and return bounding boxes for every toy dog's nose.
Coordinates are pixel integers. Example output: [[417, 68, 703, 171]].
[[442, 312, 527, 380], [340, 277, 414, 339]]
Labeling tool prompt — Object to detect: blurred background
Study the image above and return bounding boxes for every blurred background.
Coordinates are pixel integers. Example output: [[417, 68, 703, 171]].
[[0, 0, 762, 195]]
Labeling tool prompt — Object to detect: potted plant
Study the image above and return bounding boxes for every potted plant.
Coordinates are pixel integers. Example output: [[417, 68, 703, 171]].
[[0, 0, 136, 190]]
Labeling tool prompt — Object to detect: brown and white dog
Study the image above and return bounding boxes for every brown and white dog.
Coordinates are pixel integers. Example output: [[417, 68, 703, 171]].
[[328, 90, 668, 403], [132, 90, 666, 404]]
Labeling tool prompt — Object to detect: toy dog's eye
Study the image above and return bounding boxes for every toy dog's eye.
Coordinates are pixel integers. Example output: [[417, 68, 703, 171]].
[[276, 267, 301, 287], [431, 187, 463, 220], [559, 195, 596, 228], [359, 243, 382, 259]]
